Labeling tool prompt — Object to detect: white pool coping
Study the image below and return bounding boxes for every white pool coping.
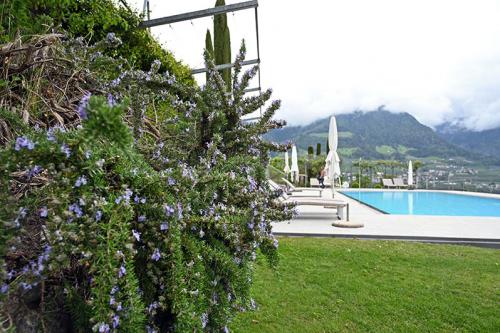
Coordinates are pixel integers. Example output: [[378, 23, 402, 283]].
[[271, 188, 500, 246]]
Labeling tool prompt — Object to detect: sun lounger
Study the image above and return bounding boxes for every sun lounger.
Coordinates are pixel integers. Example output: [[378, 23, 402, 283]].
[[269, 180, 349, 220], [393, 178, 408, 188], [269, 179, 320, 198], [309, 178, 332, 188], [382, 178, 396, 188], [309, 178, 320, 187], [281, 178, 323, 197]]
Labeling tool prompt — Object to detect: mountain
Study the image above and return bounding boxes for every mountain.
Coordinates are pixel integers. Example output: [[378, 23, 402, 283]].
[[267, 110, 486, 162], [436, 123, 500, 158]]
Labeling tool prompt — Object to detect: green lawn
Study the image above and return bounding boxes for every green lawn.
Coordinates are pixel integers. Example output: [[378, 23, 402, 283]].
[[231, 238, 500, 332], [376, 145, 396, 155]]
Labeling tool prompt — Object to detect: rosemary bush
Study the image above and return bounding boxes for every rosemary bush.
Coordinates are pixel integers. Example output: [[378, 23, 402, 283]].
[[0, 34, 294, 332]]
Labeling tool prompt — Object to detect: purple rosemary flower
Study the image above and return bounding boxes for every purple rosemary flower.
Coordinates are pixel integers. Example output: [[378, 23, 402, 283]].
[[97, 323, 110, 333], [77, 92, 91, 119], [20, 282, 32, 290], [112, 315, 120, 328], [124, 189, 133, 203], [74, 175, 87, 187], [138, 215, 146, 222], [107, 93, 116, 106], [27, 165, 42, 179], [110, 286, 119, 294], [69, 203, 83, 217], [177, 203, 183, 219], [132, 230, 141, 242], [160, 222, 169, 231], [151, 248, 161, 261], [167, 177, 176, 186], [7, 270, 15, 279], [106, 32, 117, 44], [247, 175, 257, 192], [201, 313, 208, 329], [15, 136, 35, 151], [46, 128, 56, 142], [109, 296, 116, 305], [39, 206, 48, 218], [148, 301, 159, 313], [1, 284, 8, 294], [116, 303, 122, 311], [118, 265, 126, 278], [84, 150, 92, 159], [60, 144, 71, 158], [164, 204, 174, 217], [95, 210, 102, 222]]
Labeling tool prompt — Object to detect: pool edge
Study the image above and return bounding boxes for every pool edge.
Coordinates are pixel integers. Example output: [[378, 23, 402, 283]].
[[339, 191, 390, 215]]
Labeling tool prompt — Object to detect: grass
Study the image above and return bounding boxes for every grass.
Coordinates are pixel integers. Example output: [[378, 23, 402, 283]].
[[231, 238, 500, 332], [339, 131, 353, 138], [397, 145, 413, 154], [376, 145, 396, 155], [338, 147, 358, 157]]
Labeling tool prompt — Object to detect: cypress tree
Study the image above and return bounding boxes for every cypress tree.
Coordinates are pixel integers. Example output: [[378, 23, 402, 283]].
[[214, 0, 232, 91], [307, 146, 314, 155], [205, 29, 214, 81], [316, 143, 321, 156]]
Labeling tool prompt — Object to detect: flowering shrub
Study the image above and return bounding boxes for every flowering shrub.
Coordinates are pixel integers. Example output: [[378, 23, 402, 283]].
[[0, 34, 294, 332], [0, 0, 194, 85]]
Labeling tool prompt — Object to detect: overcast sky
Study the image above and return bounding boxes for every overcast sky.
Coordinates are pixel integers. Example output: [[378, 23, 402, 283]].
[[130, 0, 500, 131]]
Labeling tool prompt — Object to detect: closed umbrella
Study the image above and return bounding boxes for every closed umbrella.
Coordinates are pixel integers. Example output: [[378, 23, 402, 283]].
[[283, 151, 290, 176], [408, 160, 413, 187], [291, 145, 299, 182], [325, 116, 341, 195]]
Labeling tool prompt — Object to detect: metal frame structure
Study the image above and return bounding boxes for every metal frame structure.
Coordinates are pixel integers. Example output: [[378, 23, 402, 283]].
[[140, 1, 262, 99]]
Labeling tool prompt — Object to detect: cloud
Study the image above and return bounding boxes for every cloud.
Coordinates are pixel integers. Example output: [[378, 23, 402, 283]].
[[130, 0, 500, 130]]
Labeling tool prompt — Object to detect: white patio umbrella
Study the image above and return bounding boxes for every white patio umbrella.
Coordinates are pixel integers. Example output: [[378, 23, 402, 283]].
[[325, 116, 341, 195], [283, 151, 290, 176], [290, 145, 299, 182], [408, 160, 414, 187]]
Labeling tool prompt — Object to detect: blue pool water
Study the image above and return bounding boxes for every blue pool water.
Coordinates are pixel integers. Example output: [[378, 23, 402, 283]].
[[341, 191, 500, 217]]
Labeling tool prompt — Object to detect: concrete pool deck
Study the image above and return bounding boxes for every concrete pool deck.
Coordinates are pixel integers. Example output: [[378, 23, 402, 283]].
[[271, 189, 500, 248]]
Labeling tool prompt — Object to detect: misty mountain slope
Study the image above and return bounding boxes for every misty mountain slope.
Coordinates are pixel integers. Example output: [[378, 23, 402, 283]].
[[266, 110, 480, 161], [436, 123, 500, 158]]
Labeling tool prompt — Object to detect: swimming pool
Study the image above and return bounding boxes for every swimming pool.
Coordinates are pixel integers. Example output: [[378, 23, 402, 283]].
[[341, 191, 500, 217]]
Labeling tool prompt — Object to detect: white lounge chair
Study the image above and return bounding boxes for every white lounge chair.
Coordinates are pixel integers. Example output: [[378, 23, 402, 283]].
[[268, 180, 349, 220], [393, 178, 408, 188], [309, 178, 320, 187], [382, 178, 396, 188], [281, 177, 323, 197], [309, 178, 332, 188]]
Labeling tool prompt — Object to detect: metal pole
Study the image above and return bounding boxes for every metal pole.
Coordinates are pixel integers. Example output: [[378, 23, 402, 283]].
[[359, 158, 361, 190], [254, 7, 262, 117], [191, 59, 259, 75], [140, 0, 258, 28]]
